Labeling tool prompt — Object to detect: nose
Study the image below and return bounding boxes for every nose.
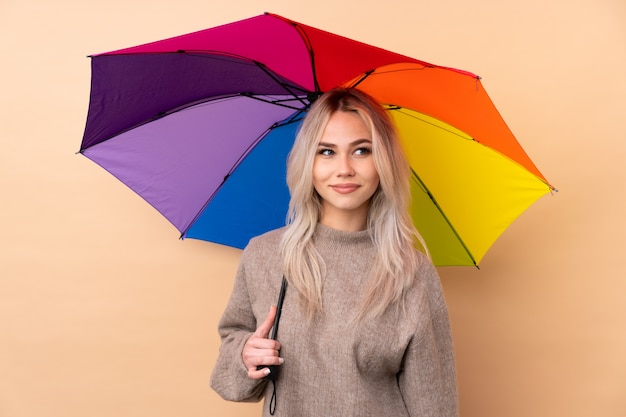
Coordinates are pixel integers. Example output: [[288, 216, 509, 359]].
[[337, 154, 355, 176]]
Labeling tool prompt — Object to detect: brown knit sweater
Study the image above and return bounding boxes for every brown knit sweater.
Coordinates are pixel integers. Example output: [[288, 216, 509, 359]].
[[210, 224, 458, 416]]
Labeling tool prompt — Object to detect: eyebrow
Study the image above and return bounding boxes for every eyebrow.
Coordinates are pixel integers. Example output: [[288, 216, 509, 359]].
[[317, 139, 372, 148]]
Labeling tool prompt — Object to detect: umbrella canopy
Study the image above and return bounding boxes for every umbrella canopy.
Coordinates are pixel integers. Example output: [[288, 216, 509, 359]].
[[80, 12, 554, 266]]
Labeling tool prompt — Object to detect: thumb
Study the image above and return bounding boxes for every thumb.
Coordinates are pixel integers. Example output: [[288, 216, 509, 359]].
[[254, 305, 277, 338]]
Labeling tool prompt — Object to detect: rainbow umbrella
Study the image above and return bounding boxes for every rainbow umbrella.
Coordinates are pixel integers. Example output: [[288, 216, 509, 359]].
[[79, 13, 554, 266]]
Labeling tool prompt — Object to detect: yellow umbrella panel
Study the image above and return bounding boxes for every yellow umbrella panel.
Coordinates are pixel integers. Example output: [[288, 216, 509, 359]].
[[391, 108, 552, 266]]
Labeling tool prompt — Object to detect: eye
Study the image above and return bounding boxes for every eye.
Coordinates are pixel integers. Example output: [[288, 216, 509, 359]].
[[317, 148, 335, 156], [354, 147, 372, 156]]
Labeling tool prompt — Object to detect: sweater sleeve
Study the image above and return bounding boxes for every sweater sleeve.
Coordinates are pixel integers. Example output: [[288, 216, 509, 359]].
[[398, 264, 459, 417], [209, 254, 268, 402]]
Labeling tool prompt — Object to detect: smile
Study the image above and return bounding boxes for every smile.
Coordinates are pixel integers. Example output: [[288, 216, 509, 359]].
[[330, 184, 360, 194]]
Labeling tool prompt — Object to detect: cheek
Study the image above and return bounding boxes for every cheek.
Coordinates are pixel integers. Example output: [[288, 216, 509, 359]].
[[366, 162, 380, 186], [312, 160, 330, 183], [371, 168, 380, 184]]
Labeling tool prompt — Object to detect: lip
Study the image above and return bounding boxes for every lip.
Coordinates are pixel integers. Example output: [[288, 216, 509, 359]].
[[330, 184, 360, 194]]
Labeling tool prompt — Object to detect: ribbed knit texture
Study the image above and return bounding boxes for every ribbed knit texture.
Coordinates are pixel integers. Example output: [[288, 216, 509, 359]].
[[210, 224, 458, 416]]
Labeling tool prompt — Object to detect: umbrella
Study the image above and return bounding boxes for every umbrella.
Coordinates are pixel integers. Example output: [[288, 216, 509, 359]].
[[79, 12, 554, 267]]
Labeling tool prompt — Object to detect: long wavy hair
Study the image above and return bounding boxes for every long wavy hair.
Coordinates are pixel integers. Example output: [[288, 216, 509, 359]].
[[280, 88, 428, 320]]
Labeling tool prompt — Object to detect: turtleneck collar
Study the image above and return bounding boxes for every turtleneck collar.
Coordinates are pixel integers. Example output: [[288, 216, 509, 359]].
[[313, 223, 372, 248]]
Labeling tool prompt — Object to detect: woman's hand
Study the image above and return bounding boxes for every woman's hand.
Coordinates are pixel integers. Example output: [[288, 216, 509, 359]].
[[242, 306, 284, 379]]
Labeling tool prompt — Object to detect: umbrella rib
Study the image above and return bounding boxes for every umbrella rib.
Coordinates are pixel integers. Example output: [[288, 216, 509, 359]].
[[81, 94, 252, 148], [181, 50, 318, 105], [82, 93, 306, 149], [410, 169, 478, 267], [220, 114, 304, 179], [251, 61, 314, 107], [392, 107, 475, 142], [181, 115, 303, 239], [241, 93, 308, 111], [282, 18, 321, 94], [347, 69, 375, 89], [180, 131, 271, 239], [174, 50, 317, 101], [393, 107, 555, 191]]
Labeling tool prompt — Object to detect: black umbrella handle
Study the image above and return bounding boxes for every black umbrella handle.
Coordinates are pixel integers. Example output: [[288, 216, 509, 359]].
[[257, 276, 287, 380]]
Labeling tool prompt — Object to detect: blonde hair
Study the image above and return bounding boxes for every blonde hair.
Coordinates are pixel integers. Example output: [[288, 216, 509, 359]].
[[280, 88, 428, 320]]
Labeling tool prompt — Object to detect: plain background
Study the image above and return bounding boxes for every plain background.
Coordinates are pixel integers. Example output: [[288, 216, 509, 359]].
[[1, 0, 625, 416]]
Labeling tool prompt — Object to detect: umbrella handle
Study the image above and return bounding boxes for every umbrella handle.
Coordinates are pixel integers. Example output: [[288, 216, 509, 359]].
[[258, 276, 287, 381]]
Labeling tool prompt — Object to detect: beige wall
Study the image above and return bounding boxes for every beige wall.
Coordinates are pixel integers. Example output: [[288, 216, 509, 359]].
[[1, 0, 624, 416]]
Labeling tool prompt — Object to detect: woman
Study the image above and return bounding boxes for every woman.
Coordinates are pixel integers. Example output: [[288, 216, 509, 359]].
[[210, 88, 458, 416]]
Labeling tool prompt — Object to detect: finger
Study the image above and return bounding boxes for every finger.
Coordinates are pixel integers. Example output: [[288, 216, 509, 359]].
[[245, 337, 281, 352], [242, 347, 279, 367], [241, 336, 280, 370], [244, 352, 284, 368], [254, 305, 277, 338], [248, 366, 272, 380], [247, 357, 285, 380]]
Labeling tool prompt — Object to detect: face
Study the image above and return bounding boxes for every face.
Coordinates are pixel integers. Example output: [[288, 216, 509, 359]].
[[313, 110, 380, 231]]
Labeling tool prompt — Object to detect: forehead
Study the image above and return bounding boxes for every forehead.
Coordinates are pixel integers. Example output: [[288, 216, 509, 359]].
[[319, 111, 371, 144]]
